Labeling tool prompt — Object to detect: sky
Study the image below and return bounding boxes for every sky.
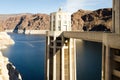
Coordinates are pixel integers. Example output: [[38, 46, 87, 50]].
[[0, 0, 112, 14]]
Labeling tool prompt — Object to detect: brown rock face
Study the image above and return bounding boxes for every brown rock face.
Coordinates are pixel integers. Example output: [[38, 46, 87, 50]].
[[0, 20, 4, 31], [0, 8, 112, 32], [72, 8, 112, 31], [0, 13, 50, 32], [0, 14, 24, 31], [71, 9, 92, 31]]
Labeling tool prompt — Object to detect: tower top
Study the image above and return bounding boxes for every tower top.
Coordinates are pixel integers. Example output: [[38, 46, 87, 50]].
[[50, 8, 71, 31], [58, 7, 62, 12]]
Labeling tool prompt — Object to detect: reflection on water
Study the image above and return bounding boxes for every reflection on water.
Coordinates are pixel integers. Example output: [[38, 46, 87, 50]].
[[76, 39, 102, 80]]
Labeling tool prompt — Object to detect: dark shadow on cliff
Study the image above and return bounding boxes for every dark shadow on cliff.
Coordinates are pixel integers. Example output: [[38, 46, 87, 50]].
[[23, 28, 26, 34], [7, 63, 22, 80], [89, 24, 110, 31], [13, 17, 24, 33]]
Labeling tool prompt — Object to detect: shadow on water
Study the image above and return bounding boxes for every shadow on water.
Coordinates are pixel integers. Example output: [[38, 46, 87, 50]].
[[76, 40, 102, 80]]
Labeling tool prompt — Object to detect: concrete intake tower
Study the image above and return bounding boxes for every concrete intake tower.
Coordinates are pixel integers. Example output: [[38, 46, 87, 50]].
[[45, 8, 76, 80]]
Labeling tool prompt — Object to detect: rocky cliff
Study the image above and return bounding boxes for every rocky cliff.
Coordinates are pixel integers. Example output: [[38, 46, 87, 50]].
[[0, 14, 23, 31], [0, 8, 112, 32], [72, 8, 112, 31], [0, 32, 22, 80], [0, 13, 50, 32], [71, 9, 92, 31]]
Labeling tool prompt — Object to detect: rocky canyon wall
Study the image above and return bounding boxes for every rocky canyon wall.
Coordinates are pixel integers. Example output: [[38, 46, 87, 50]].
[[72, 8, 112, 31], [0, 8, 112, 32]]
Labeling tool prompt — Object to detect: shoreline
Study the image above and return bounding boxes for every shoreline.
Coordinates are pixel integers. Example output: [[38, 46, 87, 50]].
[[0, 32, 22, 80], [5, 30, 48, 34]]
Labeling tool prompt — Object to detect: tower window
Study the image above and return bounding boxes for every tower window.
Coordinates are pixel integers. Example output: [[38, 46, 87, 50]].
[[53, 25, 55, 31], [58, 20, 61, 31], [59, 15, 61, 19], [53, 20, 55, 31], [58, 20, 61, 25], [53, 15, 55, 20], [58, 26, 61, 31], [64, 21, 67, 24]]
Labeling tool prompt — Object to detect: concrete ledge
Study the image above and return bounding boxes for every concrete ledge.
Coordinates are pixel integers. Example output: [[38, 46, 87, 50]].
[[63, 31, 103, 42], [103, 33, 120, 49], [46, 31, 63, 37], [63, 31, 120, 49]]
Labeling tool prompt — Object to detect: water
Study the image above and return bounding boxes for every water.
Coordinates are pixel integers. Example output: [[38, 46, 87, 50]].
[[2, 33, 102, 80], [2, 33, 45, 80], [76, 40, 102, 80]]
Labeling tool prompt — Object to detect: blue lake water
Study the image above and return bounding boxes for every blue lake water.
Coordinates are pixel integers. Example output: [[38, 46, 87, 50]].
[[2, 33, 102, 80], [76, 40, 102, 80]]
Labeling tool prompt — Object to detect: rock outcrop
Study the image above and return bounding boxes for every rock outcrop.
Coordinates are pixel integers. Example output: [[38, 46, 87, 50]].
[[0, 32, 22, 80], [72, 8, 112, 31], [0, 32, 14, 46], [7, 63, 22, 80], [0, 51, 9, 80]]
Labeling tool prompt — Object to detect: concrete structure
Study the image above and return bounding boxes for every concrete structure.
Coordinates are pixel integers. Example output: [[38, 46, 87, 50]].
[[112, 0, 120, 34], [45, 9, 76, 80], [46, 0, 120, 80], [64, 0, 120, 80], [50, 8, 71, 31], [102, 0, 120, 80], [63, 31, 120, 80]]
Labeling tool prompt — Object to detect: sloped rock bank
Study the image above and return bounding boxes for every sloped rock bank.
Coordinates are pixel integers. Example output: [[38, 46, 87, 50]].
[[0, 32, 22, 80]]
